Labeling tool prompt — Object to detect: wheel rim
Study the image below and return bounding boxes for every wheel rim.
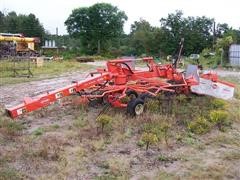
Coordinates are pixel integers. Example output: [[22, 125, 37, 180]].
[[135, 104, 144, 115]]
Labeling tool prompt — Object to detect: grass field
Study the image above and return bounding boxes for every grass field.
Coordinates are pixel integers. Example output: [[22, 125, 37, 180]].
[[0, 60, 94, 85], [0, 58, 239, 179], [0, 75, 239, 179]]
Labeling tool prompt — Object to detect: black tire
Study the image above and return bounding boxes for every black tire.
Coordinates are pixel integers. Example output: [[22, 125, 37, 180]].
[[127, 98, 144, 116], [88, 97, 103, 107], [139, 93, 152, 101], [126, 90, 138, 99]]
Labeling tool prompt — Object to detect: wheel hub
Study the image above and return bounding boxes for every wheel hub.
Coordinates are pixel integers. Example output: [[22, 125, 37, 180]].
[[135, 103, 144, 115]]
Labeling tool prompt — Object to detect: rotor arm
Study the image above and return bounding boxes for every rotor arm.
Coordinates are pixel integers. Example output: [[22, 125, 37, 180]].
[[6, 73, 111, 119]]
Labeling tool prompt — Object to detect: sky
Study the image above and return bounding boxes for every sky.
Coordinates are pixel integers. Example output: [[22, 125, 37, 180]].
[[0, 0, 239, 35]]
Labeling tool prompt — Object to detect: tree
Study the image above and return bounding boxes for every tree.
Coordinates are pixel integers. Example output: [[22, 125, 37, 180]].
[[0, 11, 5, 32], [216, 23, 230, 38], [0, 11, 45, 42], [159, 11, 214, 56], [184, 16, 214, 54], [129, 19, 161, 56], [19, 14, 45, 40], [215, 36, 233, 64], [223, 29, 240, 43], [65, 3, 127, 54], [130, 19, 152, 55], [159, 11, 185, 55]]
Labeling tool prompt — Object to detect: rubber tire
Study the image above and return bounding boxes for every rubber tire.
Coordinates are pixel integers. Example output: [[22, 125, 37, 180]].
[[126, 90, 138, 99], [88, 97, 103, 107], [127, 98, 144, 116], [139, 93, 152, 101]]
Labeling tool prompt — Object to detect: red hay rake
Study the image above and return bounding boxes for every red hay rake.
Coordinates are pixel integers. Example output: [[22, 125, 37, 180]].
[[6, 57, 235, 119]]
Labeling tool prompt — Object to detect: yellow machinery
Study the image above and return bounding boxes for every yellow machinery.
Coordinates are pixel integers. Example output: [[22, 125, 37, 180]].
[[0, 33, 40, 57]]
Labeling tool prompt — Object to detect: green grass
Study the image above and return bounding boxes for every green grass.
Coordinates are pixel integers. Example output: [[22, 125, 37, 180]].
[[0, 117, 24, 137], [0, 60, 94, 85], [155, 171, 177, 180], [0, 168, 22, 180], [32, 127, 45, 136]]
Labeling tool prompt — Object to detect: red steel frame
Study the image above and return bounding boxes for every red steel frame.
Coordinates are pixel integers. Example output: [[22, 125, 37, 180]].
[[6, 57, 231, 119]]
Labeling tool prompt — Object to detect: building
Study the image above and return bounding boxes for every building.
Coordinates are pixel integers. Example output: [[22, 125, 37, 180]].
[[41, 40, 66, 56], [229, 44, 240, 66]]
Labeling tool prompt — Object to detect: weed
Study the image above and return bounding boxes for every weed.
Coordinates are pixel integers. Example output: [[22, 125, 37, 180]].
[[142, 117, 172, 147], [95, 174, 116, 180], [158, 154, 179, 164], [145, 99, 159, 113], [51, 124, 60, 129], [188, 116, 211, 134], [91, 138, 105, 152], [211, 98, 227, 109], [143, 120, 162, 137], [96, 114, 112, 133], [141, 132, 158, 150], [123, 127, 132, 138], [209, 110, 230, 131], [176, 94, 188, 103], [175, 133, 183, 142], [106, 157, 130, 177], [137, 140, 145, 147], [97, 161, 110, 169], [32, 127, 45, 136], [155, 171, 177, 180], [0, 118, 24, 137], [73, 114, 87, 128], [37, 136, 63, 161], [75, 146, 86, 159], [0, 168, 21, 180], [209, 133, 240, 147], [158, 154, 170, 162], [223, 151, 240, 161], [187, 164, 227, 179], [161, 122, 171, 147], [38, 141, 49, 159], [181, 132, 199, 145], [41, 124, 60, 132], [228, 100, 240, 123]]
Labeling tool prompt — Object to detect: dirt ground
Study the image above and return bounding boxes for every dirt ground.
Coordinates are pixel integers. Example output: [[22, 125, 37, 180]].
[[0, 62, 240, 179]]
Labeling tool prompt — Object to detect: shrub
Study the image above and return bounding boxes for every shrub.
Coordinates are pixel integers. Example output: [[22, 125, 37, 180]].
[[188, 117, 211, 135], [91, 138, 105, 152], [176, 94, 187, 103], [158, 154, 178, 162], [37, 136, 62, 160], [136, 140, 145, 147], [211, 99, 227, 109], [143, 122, 162, 138], [106, 157, 130, 177], [141, 132, 158, 150], [145, 99, 159, 113], [161, 122, 171, 147], [96, 114, 113, 133], [73, 114, 87, 128], [209, 110, 230, 131]]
